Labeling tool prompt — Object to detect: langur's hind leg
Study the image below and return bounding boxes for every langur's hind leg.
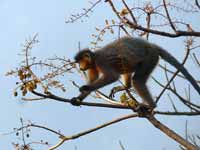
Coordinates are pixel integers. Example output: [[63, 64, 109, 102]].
[[132, 54, 159, 111]]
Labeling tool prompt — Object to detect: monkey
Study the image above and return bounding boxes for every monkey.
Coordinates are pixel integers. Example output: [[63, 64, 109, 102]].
[[71, 36, 200, 110]]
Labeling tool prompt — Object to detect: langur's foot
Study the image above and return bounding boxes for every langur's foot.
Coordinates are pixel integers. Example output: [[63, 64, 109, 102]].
[[109, 86, 124, 98], [135, 104, 154, 117]]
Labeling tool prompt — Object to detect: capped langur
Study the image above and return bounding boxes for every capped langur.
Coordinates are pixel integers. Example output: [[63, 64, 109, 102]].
[[71, 36, 200, 109]]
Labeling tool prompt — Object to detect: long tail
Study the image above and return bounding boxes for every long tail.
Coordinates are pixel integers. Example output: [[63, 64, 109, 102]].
[[158, 47, 200, 95]]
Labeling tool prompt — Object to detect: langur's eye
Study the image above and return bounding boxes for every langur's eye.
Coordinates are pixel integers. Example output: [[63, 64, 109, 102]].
[[83, 53, 91, 58]]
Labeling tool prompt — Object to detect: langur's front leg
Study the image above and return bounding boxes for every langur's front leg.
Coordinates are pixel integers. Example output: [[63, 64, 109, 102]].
[[71, 72, 119, 105], [71, 90, 90, 106]]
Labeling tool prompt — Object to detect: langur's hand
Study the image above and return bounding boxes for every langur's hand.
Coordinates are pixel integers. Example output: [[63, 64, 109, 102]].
[[70, 97, 81, 106]]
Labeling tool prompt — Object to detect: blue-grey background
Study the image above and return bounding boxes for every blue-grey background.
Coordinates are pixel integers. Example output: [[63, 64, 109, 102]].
[[0, 0, 199, 149]]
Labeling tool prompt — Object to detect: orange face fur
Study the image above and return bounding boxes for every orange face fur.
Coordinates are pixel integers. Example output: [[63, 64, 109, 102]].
[[78, 56, 91, 71]]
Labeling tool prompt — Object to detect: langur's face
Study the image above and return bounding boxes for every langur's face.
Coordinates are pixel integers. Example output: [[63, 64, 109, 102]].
[[78, 54, 92, 71]]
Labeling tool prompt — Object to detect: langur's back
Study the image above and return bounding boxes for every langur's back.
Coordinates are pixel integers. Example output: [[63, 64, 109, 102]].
[[95, 36, 158, 62]]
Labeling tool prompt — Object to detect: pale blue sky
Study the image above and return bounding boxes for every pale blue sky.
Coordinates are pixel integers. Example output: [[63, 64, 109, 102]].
[[0, 0, 199, 150]]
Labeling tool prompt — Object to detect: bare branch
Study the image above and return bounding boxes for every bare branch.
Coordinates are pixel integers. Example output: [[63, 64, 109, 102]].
[[49, 114, 138, 150], [147, 116, 198, 150], [155, 111, 200, 116], [123, 17, 200, 37]]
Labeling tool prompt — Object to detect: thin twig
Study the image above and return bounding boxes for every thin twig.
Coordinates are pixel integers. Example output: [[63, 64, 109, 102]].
[[20, 118, 26, 146], [192, 53, 200, 67], [17, 123, 65, 137], [163, 0, 176, 32], [158, 64, 200, 84], [65, 0, 101, 23], [121, 0, 137, 23]]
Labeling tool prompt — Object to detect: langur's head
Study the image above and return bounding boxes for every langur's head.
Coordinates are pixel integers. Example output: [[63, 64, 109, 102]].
[[74, 49, 95, 71]]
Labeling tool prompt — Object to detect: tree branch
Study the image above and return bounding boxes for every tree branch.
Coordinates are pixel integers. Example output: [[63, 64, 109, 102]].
[[195, 0, 200, 9], [147, 115, 198, 150], [31, 90, 200, 116], [123, 17, 200, 37], [48, 114, 138, 150]]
